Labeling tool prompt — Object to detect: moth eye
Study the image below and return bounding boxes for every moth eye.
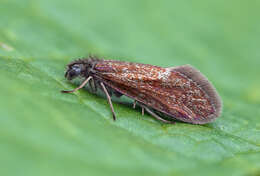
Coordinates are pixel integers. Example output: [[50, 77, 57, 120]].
[[65, 66, 82, 80], [72, 66, 81, 75]]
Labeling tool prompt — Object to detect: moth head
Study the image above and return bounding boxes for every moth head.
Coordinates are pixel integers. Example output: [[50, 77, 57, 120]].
[[65, 57, 99, 80], [65, 63, 86, 80]]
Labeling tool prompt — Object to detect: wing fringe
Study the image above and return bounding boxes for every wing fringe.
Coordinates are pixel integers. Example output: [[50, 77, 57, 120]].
[[172, 65, 222, 122]]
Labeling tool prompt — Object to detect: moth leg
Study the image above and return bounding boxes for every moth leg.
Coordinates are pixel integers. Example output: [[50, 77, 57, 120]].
[[133, 101, 145, 116], [106, 85, 113, 96], [140, 104, 176, 124], [89, 78, 95, 92], [61, 76, 93, 93], [93, 79, 98, 92], [100, 82, 116, 121], [133, 100, 137, 109]]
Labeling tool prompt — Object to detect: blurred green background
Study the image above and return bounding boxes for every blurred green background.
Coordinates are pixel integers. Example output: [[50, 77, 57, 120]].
[[1, 0, 260, 176]]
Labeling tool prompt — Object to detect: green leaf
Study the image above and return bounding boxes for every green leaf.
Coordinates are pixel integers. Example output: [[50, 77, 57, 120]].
[[1, 0, 260, 176]]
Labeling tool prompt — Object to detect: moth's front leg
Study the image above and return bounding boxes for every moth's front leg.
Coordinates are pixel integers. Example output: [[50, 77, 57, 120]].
[[61, 76, 93, 93]]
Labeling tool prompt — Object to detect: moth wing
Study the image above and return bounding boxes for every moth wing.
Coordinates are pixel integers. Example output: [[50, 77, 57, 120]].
[[101, 79, 196, 123], [169, 64, 222, 119], [96, 61, 222, 124]]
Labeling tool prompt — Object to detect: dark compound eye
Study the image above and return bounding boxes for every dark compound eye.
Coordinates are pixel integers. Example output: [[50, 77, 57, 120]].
[[65, 65, 82, 80], [72, 66, 81, 74]]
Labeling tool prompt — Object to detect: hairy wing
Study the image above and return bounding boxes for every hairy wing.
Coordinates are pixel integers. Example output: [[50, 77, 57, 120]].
[[95, 61, 222, 124]]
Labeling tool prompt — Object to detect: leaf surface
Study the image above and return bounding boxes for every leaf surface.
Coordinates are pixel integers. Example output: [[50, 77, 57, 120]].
[[1, 0, 260, 176]]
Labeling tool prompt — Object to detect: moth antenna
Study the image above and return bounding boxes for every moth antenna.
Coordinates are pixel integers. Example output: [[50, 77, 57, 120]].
[[171, 65, 222, 119]]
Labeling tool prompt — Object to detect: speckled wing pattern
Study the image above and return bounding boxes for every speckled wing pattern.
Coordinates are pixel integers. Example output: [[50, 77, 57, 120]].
[[94, 60, 222, 124]]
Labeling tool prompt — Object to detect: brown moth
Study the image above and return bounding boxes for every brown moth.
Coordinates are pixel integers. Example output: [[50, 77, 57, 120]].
[[61, 56, 222, 124]]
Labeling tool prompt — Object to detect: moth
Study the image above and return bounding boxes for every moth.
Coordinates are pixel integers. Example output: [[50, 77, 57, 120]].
[[61, 56, 222, 124]]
